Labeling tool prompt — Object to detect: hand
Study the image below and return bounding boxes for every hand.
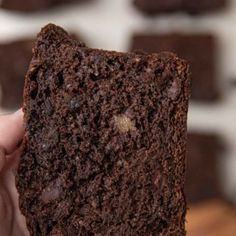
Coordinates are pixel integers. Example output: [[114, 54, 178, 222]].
[[0, 110, 28, 236]]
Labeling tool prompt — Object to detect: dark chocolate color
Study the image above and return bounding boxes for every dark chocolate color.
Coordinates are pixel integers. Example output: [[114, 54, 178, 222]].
[[17, 24, 190, 236], [131, 33, 219, 102]]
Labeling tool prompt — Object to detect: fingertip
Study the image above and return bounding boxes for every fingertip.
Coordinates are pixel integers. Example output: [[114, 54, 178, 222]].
[[12, 109, 24, 122], [0, 109, 25, 155]]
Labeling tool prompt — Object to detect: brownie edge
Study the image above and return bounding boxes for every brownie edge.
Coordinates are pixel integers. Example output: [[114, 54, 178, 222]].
[[17, 24, 190, 236]]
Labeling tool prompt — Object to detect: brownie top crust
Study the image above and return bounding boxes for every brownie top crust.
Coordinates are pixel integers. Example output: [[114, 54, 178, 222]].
[[17, 24, 190, 236]]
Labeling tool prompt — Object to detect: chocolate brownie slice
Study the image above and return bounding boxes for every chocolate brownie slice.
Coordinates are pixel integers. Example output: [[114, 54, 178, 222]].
[[0, 39, 33, 109], [17, 24, 190, 236], [186, 133, 224, 204], [133, 0, 227, 15], [131, 33, 219, 102], [1, 0, 87, 12]]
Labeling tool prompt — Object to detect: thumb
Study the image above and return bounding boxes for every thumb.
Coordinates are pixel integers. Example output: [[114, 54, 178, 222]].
[[0, 109, 24, 155]]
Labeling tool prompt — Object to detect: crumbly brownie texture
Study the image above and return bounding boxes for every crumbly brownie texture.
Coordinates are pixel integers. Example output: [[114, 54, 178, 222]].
[[16, 24, 190, 236], [1, 0, 87, 12], [133, 0, 227, 15], [186, 133, 224, 204], [0, 39, 33, 109], [131, 33, 219, 102]]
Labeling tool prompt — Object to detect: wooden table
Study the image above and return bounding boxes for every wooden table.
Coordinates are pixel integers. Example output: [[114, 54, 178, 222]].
[[186, 200, 236, 236]]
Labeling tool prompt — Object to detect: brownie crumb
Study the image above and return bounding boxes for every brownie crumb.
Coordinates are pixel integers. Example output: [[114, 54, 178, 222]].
[[17, 24, 190, 236]]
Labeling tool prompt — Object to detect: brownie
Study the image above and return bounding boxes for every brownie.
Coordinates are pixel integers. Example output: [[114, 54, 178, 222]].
[[186, 133, 224, 204], [131, 33, 219, 102], [16, 24, 190, 236], [133, 0, 227, 15], [0, 39, 33, 109], [1, 0, 88, 12]]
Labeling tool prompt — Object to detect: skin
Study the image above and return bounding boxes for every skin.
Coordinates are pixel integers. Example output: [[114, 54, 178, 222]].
[[0, 110, 29, 236]]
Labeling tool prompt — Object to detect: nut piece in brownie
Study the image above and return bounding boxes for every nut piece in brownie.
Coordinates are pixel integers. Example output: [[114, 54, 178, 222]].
[[17, 24, 190, 236], [186, 133, 225, 204], [1, 0, 89, 12], [0, 39, 33, 109], [133, 0, 227, 15], [131, 33, 219, 102]]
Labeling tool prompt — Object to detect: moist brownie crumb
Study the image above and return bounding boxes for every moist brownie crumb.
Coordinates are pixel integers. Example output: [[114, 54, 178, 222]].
[[186, 133, 225, 204], [16, 24, 190, 236], [133, 0, 227, 15], [131, 33, 219, 102], [0, 39, 33, 109]]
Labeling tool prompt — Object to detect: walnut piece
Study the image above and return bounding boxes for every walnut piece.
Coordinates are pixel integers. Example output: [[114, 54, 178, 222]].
[[41, 178, 62, 203], [114, 115, 136, 133]]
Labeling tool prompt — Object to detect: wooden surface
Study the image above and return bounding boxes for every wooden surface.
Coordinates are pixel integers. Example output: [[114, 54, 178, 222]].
[[186, 200, 236, 236]]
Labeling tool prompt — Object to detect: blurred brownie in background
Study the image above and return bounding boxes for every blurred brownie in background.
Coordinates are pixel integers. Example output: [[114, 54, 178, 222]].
[[0, 39, 33, 109], [131, 33, 219, 102], [133, 0, 227, 15], [186, 133, 225, 204], [1, 0, 89, 12]]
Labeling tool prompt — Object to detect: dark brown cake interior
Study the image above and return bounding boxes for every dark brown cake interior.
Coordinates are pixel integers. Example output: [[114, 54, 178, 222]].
[[17, 24, 190, 236]]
